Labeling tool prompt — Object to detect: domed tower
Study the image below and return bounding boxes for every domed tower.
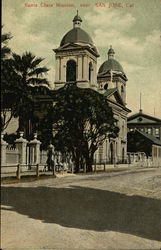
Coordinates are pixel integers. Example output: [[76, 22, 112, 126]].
[[53, 11, 99, 90], [97, 46, 127, 104], [96, 46, 131, 164]]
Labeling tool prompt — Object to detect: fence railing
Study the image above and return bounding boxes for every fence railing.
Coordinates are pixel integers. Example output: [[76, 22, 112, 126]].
[[6, 148, 20, 164], [1, 163, 55, 180]]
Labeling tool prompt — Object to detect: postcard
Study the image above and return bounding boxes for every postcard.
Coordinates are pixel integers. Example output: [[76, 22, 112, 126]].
[[1, 0, 161, 249]]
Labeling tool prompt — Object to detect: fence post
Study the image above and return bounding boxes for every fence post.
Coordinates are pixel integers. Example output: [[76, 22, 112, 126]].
[[36, 164, 39, 177], [84, 162, 86, 173], [29, 133, 41, 165], [16, 164, 21, 179], [71, 164, 74, 174], [53, 162, 56, 176], [1, 134, 8, 165], [15, 132, 28, 165], [94, 161, 96, 172]]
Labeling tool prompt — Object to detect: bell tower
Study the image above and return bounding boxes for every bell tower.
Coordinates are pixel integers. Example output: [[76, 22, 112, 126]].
[[53, 11, 99, 90], [97, 46, 127, 104]]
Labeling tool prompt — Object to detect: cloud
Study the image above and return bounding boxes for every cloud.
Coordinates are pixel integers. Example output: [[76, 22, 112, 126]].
[[84, 7, 136, 32], [85, 7, 161, 68], [2, 3, 161, 118], [86, 6, 161, 118], [2, 6, 58, 86], [120, 61, 145, 74]]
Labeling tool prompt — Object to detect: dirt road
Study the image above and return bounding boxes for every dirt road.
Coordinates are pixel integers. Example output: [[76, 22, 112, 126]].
[[1, 167, 161, 249]]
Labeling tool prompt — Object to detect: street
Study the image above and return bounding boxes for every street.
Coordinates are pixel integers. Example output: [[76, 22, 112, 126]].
[[1, 167, 161, 249]]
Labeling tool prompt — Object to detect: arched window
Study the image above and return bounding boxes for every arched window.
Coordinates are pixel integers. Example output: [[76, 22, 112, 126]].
[[66, 60, 76, 82], [110, 143, 114, 164], [104, 83, 108, 90], [89, 62, 93, 81], [122, 121, 124, 138], [121, 85, 124, 95]]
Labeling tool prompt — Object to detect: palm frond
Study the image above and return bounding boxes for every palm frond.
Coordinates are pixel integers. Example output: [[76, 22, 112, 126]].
[[27, 77, 49, 86], [1, 32, 12, 44], [28, 67, 49, 77], [1, 46, 11, 59], [30, 57, 45, 69]]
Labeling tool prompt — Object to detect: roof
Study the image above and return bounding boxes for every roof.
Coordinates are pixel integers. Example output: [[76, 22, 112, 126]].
[[128, 111, 161, 124], [103, 87, 131, 112], [60, 27, 94, 46], [135, 129, 161, 146], [98, 58, 124, 75]]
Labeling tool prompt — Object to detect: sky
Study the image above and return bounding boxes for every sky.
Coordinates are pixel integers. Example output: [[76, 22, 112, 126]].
[[2, 0, 161, 118]]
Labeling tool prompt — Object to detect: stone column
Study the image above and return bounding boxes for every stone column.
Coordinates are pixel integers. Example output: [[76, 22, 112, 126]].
[[15, 132, 28, 165], [1, 134, 8, 165], [55, 56, 59, 82], [61, 57, 67, 83], [77, 56, 82, 81], [83, 56, 88, 81], [29, 133, 41, 165]]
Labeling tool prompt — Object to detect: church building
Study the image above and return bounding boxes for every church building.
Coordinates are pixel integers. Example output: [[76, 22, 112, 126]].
[[53, 12, 131, 164]]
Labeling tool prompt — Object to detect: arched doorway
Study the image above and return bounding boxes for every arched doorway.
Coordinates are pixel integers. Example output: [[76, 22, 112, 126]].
[[122, 148, 125, 163], [110, 143, 114, 164], [66, 60, 76, 82]]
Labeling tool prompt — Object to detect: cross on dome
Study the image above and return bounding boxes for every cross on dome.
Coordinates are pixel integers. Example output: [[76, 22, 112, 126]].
[[73, 10, 82, 28]]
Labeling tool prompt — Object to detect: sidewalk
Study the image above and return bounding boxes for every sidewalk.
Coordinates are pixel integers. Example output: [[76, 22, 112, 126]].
[[2, 164, 159, 185]]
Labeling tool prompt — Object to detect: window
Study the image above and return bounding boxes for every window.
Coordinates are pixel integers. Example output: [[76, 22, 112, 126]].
[[122, 120, 125, 138], [89, 62, 93, 81], [66, 60, 76, 82], [121, 85, 124, 93], [145, 128, 148, 133], [155, 128, 159, 136], [147, 128, 152, 134], [122, 124, 124, 137], [104, 83, 108, 90], [138, 117, 143, 122]]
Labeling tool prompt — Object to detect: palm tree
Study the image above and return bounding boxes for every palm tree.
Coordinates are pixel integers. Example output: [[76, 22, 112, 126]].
[[11, 52, 49, 137], [11, 52, 49, 86], [1, 28, 12, 60], [1, 28, 16, 132]]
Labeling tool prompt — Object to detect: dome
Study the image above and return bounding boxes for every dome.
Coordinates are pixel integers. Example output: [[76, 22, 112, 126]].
[[98, 46, 125, 75], [60, 27, 94, 46], [98, 58, 124, 74]]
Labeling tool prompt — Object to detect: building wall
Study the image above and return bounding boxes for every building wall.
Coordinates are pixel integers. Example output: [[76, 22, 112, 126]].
[[128, 124, 161, 140], [97, 76, 126, 104], [152, 144, 161, 166], [54, 46, 128, 164], [95, 105, 128, 164], [96, 74, 128, 164]]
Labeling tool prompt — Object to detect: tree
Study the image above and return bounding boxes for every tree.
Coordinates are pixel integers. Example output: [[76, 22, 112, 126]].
[[1, 28, 19, 132], [40, 84, 119, 172], [1, 44, 50, 135], [10, 52, 50, 137], [1, 28, 12, 60]]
